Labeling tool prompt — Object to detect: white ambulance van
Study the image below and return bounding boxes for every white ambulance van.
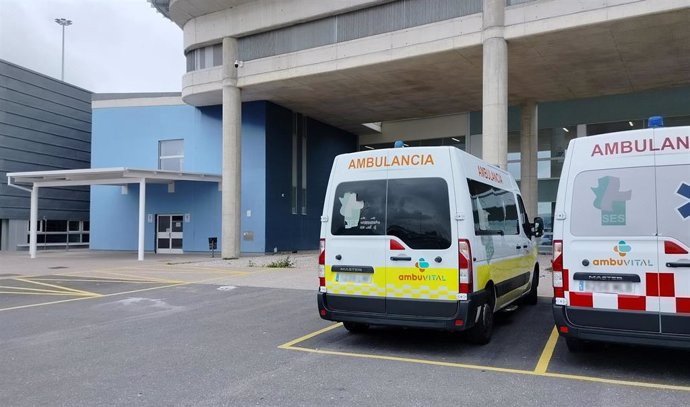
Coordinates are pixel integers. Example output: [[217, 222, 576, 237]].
[[552, 121, 690, 351], [317, 146, 544, 344]]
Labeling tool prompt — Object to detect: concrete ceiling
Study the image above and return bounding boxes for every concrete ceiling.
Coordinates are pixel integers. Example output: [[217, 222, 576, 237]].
[[241, 8, 690, 135]]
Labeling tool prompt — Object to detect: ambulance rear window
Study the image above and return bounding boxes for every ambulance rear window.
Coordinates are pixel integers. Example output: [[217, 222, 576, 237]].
[[387, 178, 451, 249], [331, 180, 386, 236]]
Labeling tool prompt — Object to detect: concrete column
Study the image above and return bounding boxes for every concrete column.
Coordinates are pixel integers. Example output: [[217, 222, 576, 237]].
[[138, 179, 146, 261], [482, 0, 508, 169], [222, 37, 242, 259], [29, 185, 38, 259], [520, 102, 538, 219]]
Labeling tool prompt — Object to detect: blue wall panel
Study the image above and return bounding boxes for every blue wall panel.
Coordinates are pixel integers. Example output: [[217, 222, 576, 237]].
[[91, 102, 267, 253], [264, 103, 357, 252]]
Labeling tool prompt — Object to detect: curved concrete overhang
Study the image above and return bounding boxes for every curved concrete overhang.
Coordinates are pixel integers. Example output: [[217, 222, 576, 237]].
[[177, 0, 392, 50], [178, 0, 690, 135]]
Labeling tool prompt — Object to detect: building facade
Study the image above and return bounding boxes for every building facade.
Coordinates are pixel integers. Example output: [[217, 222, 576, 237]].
[[0, 59, 91, 251], [91, 94, 356, 253], [147, 0, 690, 257]]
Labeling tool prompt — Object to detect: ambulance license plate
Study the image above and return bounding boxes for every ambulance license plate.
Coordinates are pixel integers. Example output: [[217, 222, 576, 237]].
[[583, 281, 634, 294], [336, 273, 372, 284]]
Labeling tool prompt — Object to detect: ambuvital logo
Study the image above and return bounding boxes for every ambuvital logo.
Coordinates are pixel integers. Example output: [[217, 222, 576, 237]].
[[593, 241, 653, 266], [415, 258, 430, 273], [398, 274, 447, 282], [614, 240, 631, 257]]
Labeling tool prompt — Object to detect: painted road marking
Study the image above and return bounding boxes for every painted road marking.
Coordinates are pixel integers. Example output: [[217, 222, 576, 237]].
[[279, 324, 690, 393], [534, 327, 559, 374], [0, 275, 229, 313], [14, 277, 101, 297]]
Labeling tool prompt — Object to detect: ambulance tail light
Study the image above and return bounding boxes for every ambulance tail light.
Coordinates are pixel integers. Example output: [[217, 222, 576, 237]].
[[552, 240, 567, 304], [318, 239, 326, 291], [665, 240, 688, 254], [458, 239, 472, 299]]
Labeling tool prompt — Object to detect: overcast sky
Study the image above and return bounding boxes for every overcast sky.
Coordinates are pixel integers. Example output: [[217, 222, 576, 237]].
[[0, 0, 185, 93]]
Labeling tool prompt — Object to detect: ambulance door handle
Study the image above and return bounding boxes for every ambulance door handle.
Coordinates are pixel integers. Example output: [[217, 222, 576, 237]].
[[666, 261, 690, 268], [390, 256, 412, 261]]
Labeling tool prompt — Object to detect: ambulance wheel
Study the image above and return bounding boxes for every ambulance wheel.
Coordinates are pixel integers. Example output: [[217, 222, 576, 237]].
[[523, 267, 539, 305], [343, 322, 369, 333], [467, 292, 495, 345]]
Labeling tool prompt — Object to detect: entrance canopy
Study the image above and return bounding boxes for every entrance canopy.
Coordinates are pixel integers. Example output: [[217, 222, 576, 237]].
[[7, 167, 221, 261]]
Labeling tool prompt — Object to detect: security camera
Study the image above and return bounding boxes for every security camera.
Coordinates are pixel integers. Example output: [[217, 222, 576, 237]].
[[234, 60, 243, 68]]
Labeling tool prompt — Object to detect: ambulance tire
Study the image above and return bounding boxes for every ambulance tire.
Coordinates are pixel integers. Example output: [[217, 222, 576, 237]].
[[467, 291, 495, 345], [523, 267, 539, 306], [343, 322, 369, 333]]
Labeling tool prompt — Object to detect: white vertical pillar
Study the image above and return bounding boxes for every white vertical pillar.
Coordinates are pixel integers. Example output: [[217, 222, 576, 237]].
[[222, 37, 242, 259], [29, 185, 38, 259], [520, 101, 538, 219], [138, 179, 146, 261], [482, 0, 508, 169]]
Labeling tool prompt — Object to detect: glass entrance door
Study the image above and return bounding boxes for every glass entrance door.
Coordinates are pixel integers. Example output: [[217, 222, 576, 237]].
[[157, 214, 183, 254]]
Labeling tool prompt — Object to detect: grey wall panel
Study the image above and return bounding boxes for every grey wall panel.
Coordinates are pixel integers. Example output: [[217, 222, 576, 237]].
[[0, 149, 89, 169], [0, 59, 91, 224], [0, 61, 91, 107], [0, 124, 90, 152], [337, 1, 405, 42], [2, 99, 91, 133], [0, 87, 92, 123], [0, 135, 90, 162], [0, 112, 90, 143]]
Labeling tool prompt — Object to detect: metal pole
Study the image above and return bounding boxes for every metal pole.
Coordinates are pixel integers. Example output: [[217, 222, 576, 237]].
[[61, 24, 65, 81], [138, 179, 146, 261], [29, 186, 38, 259]]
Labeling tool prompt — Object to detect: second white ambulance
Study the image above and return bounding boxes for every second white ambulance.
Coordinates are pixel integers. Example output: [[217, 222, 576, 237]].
[[552, 121, 690, 350], [317, 146, 544, 344]]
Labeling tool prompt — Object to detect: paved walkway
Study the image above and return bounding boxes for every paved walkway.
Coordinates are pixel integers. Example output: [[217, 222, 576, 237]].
[[0, 249, 553, 296]]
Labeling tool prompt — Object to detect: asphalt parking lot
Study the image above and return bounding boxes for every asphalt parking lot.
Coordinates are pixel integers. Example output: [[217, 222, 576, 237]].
[[1, 251, 689, 406]]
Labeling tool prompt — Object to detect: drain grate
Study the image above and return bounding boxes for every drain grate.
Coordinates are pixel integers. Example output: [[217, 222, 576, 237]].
[[48, 266, 68, 270]]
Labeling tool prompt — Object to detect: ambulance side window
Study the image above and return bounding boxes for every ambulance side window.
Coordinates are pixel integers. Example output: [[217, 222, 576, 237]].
[[517, 195, 530, 237], [467, 180, 518, 236], [386, 178, 451, 250], [331, 180, 386, 236]]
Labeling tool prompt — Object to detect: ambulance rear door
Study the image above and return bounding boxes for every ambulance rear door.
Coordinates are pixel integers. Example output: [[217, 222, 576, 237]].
[[653, 126, 690, 335], [383, 147, 458, 318], [325, 152, 388, 313], [565, 130, 660, 333]]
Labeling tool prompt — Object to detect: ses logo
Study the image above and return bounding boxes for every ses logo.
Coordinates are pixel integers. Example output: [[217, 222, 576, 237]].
[[591, 176, 632, 226], [398, 258, 447, 282], [592, 240, 653, 267]]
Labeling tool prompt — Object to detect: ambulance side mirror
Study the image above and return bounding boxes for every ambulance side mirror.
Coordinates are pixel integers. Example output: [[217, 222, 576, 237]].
[[532, 217, 544, 238]]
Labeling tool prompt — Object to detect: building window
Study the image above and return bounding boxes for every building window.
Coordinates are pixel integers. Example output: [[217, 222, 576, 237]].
[[26, 220, 90, 247], [185, 44, 223, 73], [291, 113, 308, 215], [159, 139, 184, 171]]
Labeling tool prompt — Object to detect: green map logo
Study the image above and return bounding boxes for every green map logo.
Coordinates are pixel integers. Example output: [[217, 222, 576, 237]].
[[339, 192, 364, 229], [591, 176, 631, 226]]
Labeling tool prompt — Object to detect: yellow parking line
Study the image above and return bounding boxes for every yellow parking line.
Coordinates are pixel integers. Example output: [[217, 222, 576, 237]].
[[279, 325, 690, 393], [534, 327, 559, 374], [278, 323, 343, 349], [0, 275, 227, 313], [0, 291, 81, 296], [94, 271, 184, 284], [14, 278, 101, 297], [29, 278, 162, 284], [0, 285, 74, 295]]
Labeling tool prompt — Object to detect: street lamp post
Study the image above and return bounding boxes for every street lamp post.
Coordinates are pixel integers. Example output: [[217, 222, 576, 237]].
[[54, 18, 72, 81]]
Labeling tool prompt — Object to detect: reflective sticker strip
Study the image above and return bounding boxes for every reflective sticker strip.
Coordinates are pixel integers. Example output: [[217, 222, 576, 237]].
[[385, 284, 455, 301], [569, 292, 593, 307], [618, 294, 646, 311], [677, 298, 690, 314], [327, 284, 386, 297], [659, 273, 676, 297]]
